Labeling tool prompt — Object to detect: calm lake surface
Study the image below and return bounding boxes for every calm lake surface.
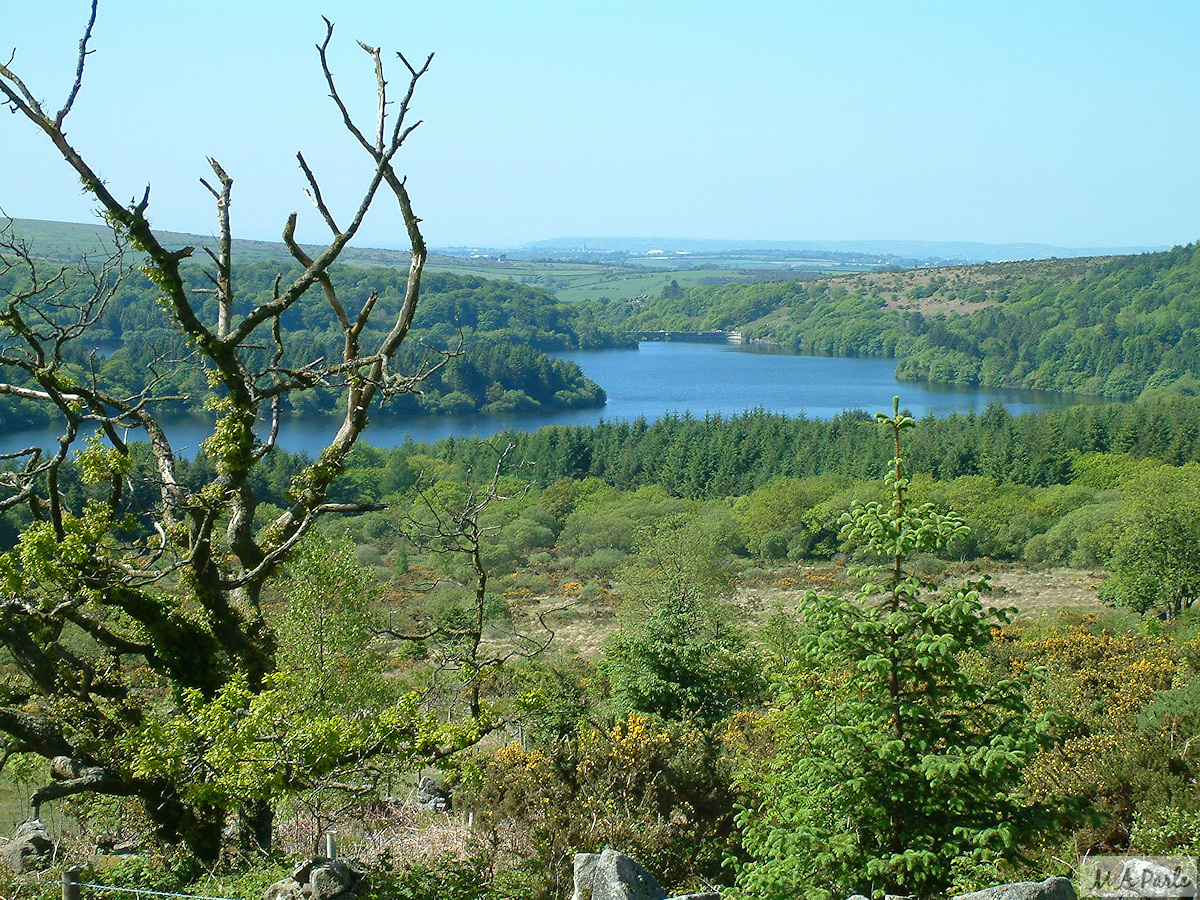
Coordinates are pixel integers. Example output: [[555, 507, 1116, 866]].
[[0, 343, 1092, 458]]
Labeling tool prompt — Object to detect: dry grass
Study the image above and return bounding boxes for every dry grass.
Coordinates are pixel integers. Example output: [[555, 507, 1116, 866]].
[[808, 255, 1117, 316], [513, 561, 1112, 658], [984, 566, 1108, 620]]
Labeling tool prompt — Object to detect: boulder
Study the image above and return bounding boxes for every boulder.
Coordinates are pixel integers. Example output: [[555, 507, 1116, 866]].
[[261, 857, 367, 900], [572, 849, 666, 900], [416, 775, 452, 812], [953, 876, 1076, 900], [2, 819, 55, 873]]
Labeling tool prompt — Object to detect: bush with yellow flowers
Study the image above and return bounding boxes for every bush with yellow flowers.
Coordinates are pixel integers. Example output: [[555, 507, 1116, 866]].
[[461, 712, 741, 900], [995, 615, 1197, 855]]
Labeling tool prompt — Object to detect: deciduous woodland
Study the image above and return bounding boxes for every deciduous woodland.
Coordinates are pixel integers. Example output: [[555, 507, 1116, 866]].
[[576, 244, 1200, 399], [4, 5, 1200, 900]]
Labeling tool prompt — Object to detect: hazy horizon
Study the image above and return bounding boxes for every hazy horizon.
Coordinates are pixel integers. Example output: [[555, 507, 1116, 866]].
[[4, 2, 1198, 251]]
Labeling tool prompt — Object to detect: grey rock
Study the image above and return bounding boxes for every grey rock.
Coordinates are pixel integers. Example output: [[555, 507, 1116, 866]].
[[573, 849, 666, 900], [416, 775, 452, 812], [954, 876, 1076, 900], [309, 860, 360, 900], [845, 896, 871, 900], [2, 819, 55, 873], [262, 880, 306, 900], [290, 859, 315, 883], [667, 894, 721, 900], [262, 857, 366, 900]]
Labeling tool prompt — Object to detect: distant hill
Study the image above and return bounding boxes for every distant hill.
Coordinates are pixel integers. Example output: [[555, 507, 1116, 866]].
[[12, 218, 1166, 271], [519, 236, 1167, 265], [5, 217, 431, 268], [1, 218, 897, 301]]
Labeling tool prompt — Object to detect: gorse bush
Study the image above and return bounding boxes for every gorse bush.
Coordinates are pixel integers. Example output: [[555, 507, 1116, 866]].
[[464, 713, 740, 900]]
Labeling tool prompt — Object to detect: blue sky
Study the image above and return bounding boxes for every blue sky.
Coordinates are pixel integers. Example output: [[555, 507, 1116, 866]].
[[2, 1, 1198, 250]]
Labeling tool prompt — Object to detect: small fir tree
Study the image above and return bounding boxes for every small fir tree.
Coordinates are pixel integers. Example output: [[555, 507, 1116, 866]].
[[604, 521, 763, 726], [734, 399, 1069, 900]]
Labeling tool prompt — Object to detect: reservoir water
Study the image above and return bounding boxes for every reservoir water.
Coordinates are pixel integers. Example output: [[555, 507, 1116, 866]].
[[0, 343, 1092, 457]]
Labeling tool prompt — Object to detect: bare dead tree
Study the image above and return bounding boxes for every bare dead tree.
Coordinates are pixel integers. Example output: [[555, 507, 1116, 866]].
[[0, 1, 451, 860], [383, 442, 556, 721]]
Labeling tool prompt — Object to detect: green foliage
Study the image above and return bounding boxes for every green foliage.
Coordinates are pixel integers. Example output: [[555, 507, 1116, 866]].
[[92, 849, 202, 893], [273, 537, 388, 709], [734, 402, 1071, 900], [368, 854, 498, 900], [604, 521, 764, 725], [118, 540, 478, 816], [1100, 465, 1200, 616], [1024, 499, 1123, 567], [465, 713, 741, 900]]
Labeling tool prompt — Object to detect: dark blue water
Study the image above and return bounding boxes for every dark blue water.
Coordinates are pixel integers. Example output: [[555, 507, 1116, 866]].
[[0, 343, 1091, 457]]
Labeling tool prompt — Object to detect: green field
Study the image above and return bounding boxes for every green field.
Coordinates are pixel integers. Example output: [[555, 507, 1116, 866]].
[[425, 259, 758, 301], [10, 218, 848, 305]]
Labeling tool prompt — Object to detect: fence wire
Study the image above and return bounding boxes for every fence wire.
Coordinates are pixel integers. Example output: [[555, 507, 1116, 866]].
[[72, 883, 241, 900]]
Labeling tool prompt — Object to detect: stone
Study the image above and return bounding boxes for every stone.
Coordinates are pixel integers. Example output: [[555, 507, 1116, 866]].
[[309, 859, 361, 900], [953, 876, 1077, 900], [261, 857, 367, 900], [416, 775, 452, 812], [667, 894, 721, 900], [1, 819, 55, 874], [261, 880, 306, 900], [572, 849, 666, 900]]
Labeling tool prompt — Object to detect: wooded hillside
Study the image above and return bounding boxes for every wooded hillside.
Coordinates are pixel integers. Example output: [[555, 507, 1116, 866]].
[[0, 259, 624, 428], [579, 243, 1200, 399]]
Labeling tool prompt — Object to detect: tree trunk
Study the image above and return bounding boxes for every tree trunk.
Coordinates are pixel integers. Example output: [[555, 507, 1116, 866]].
[[236, 799, 274, 854], [142, 786, 224, 863]]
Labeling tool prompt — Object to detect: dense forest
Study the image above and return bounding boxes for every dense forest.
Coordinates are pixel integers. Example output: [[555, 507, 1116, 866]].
[[579, 243, 1200, 399], [0, 261, 624, 428]]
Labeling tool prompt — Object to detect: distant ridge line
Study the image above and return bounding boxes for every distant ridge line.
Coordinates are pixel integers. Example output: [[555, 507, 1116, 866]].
[[518, 235, 1169, 263], [8, 217, 1174, 267]]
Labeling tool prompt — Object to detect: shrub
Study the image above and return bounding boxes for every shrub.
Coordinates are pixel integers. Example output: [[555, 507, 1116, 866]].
[[463, 714, 740, 900]]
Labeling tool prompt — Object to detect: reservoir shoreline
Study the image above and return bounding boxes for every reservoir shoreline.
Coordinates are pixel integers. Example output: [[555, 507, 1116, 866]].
[[0, 343, 1097, 458]]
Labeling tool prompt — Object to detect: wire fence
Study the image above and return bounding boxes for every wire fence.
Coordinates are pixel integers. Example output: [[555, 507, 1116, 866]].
[[55, 865, 245, 900], [73, 884, 241, 900]]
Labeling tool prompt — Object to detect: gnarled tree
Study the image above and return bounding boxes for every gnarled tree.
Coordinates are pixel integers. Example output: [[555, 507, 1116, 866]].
[[0, 1, 452, 860]]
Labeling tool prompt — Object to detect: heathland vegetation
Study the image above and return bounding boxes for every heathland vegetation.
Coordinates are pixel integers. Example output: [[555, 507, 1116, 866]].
[[8, 389, 1200, 897]]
